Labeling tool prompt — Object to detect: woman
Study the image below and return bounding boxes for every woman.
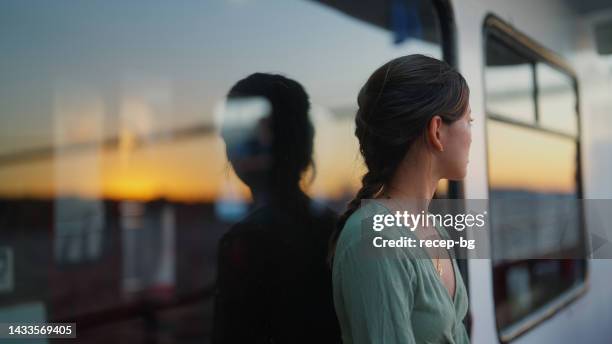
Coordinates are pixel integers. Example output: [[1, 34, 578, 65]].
[[329, 54, 472, 344]]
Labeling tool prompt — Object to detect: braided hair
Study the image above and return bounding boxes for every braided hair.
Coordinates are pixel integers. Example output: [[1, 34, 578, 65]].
[[328, 54, 469, 264]]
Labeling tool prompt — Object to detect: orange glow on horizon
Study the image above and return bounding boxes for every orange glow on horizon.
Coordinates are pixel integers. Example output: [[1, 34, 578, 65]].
[[0, 120, 579, 202], [487, 120, 577, 194]]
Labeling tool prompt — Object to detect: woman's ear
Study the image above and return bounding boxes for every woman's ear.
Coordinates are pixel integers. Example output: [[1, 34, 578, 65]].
[[427, 115, 444, 152]]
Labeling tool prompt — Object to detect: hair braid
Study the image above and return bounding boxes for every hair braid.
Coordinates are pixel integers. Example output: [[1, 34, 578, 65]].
[[327, 170, 382, 265]]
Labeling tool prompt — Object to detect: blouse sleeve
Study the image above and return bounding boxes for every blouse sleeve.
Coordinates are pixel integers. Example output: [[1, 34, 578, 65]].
[[334, 242, 418, 344]]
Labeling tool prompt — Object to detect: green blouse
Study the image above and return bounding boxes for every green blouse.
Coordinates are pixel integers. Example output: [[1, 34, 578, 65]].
[[332, 201, 470, 344]]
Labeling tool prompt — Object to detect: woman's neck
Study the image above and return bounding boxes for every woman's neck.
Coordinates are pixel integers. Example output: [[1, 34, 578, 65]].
[[384, 150, 440, 214]]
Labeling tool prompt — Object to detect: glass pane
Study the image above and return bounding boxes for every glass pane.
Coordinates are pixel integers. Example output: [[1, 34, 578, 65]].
[[0, 0, 444, 341], [493, 259, 586, 330], [486, 120, 586, 329], [537, 63, 577, 136], [485, 38, 535, 123], [487, 121, 577, 194]]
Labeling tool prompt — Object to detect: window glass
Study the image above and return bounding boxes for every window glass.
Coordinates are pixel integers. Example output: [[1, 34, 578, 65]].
[[0, 0, 446, 341], [537, 63, 578, 136], [485, 39, 536, 123], [488, 122, 578, 195], [485, 30, 586, 336]]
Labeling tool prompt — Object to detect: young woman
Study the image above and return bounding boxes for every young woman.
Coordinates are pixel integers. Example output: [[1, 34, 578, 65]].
[[329, 54, 472, 344]]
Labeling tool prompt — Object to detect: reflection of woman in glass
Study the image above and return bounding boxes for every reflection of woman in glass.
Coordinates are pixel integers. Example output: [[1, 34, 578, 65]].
[[213, 73, 340, 343], [329, 55, 472, 344]]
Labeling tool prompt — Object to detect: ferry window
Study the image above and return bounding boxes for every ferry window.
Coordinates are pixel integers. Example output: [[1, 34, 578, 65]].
[[485, 38, 536, 124], [484, 16, 587, 341], [0, 0, 450, 341]]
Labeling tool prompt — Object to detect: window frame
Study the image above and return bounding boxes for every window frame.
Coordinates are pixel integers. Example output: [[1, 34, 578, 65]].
[[482, 13, 589, 343]]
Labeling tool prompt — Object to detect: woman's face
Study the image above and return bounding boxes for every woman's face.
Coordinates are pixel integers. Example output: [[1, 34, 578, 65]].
[[439, 103, 473, 180]]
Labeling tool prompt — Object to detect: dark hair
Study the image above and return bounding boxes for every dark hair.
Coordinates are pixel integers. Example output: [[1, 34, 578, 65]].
[[226, 73, 315, 193], [328, 54, 469, 263]]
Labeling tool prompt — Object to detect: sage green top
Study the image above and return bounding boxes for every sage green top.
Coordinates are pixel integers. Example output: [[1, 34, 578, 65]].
[[332, 201, 470, 344]]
